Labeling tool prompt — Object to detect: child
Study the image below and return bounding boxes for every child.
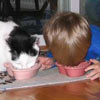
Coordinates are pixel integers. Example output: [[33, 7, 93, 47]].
[[42, 12, 100, 80]]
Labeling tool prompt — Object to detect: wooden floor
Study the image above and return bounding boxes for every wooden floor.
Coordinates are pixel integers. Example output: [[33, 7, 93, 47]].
[[0, 80, 100, 100]]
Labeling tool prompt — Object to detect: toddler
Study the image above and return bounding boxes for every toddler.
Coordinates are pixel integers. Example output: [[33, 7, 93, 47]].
[[42, 12, 100, 80]]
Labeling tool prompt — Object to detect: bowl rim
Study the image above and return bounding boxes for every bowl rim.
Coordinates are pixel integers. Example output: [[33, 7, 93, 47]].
[[56, 61, 91, 70], [5, 63, 41, 72]]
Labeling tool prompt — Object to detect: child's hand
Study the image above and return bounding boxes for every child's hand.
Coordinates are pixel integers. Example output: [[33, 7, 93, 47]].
[[38, 57, 54, 70], [85, 59, 100, 80]]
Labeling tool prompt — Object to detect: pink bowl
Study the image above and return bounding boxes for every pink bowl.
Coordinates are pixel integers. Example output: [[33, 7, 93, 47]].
[[56, 61, 91, 77], [55, 63, 66, 75], [4, 63, 41, 80]]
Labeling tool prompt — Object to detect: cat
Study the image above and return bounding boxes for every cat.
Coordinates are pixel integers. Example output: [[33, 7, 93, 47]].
[[0, 20, 39, 71]]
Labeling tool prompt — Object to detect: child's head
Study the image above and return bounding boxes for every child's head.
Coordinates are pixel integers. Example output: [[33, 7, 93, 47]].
[[43, 12, 91, 66]]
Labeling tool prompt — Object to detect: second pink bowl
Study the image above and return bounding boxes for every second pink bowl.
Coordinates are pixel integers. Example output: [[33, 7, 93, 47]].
[[56, 61, 91, 77]]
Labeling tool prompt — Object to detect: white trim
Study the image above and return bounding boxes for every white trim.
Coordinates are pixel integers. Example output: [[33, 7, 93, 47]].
[[57, 0, 70, 12], [70, 0, 80, 13]]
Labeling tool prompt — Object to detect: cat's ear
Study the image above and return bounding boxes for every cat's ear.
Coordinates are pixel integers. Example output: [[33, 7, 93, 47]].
[[6, 36, 13, 46], [30, 36, 39, 45]]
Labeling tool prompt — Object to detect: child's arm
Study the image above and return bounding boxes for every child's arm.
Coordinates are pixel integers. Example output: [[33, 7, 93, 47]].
[[38, 51, 55, 70], [85, 59, 100, 80], [38, 57, 54, 70]]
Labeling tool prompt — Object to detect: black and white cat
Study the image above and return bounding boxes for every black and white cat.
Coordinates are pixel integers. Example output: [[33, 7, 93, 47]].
[[0, 21, 39, 71]]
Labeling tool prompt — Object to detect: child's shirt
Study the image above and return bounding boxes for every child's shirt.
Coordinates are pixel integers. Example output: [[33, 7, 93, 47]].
[[86, 25, 100, 60]]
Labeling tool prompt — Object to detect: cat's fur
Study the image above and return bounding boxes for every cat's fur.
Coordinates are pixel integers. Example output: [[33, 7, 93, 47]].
[[0, 21, 39, 71]]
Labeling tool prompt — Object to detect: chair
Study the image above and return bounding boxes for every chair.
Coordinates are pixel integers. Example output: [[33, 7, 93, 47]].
[[0, 0, 49, 21]]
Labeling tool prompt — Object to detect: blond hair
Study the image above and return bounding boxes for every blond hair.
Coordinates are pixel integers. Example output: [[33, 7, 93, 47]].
[[43, 12, 91, 66]]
